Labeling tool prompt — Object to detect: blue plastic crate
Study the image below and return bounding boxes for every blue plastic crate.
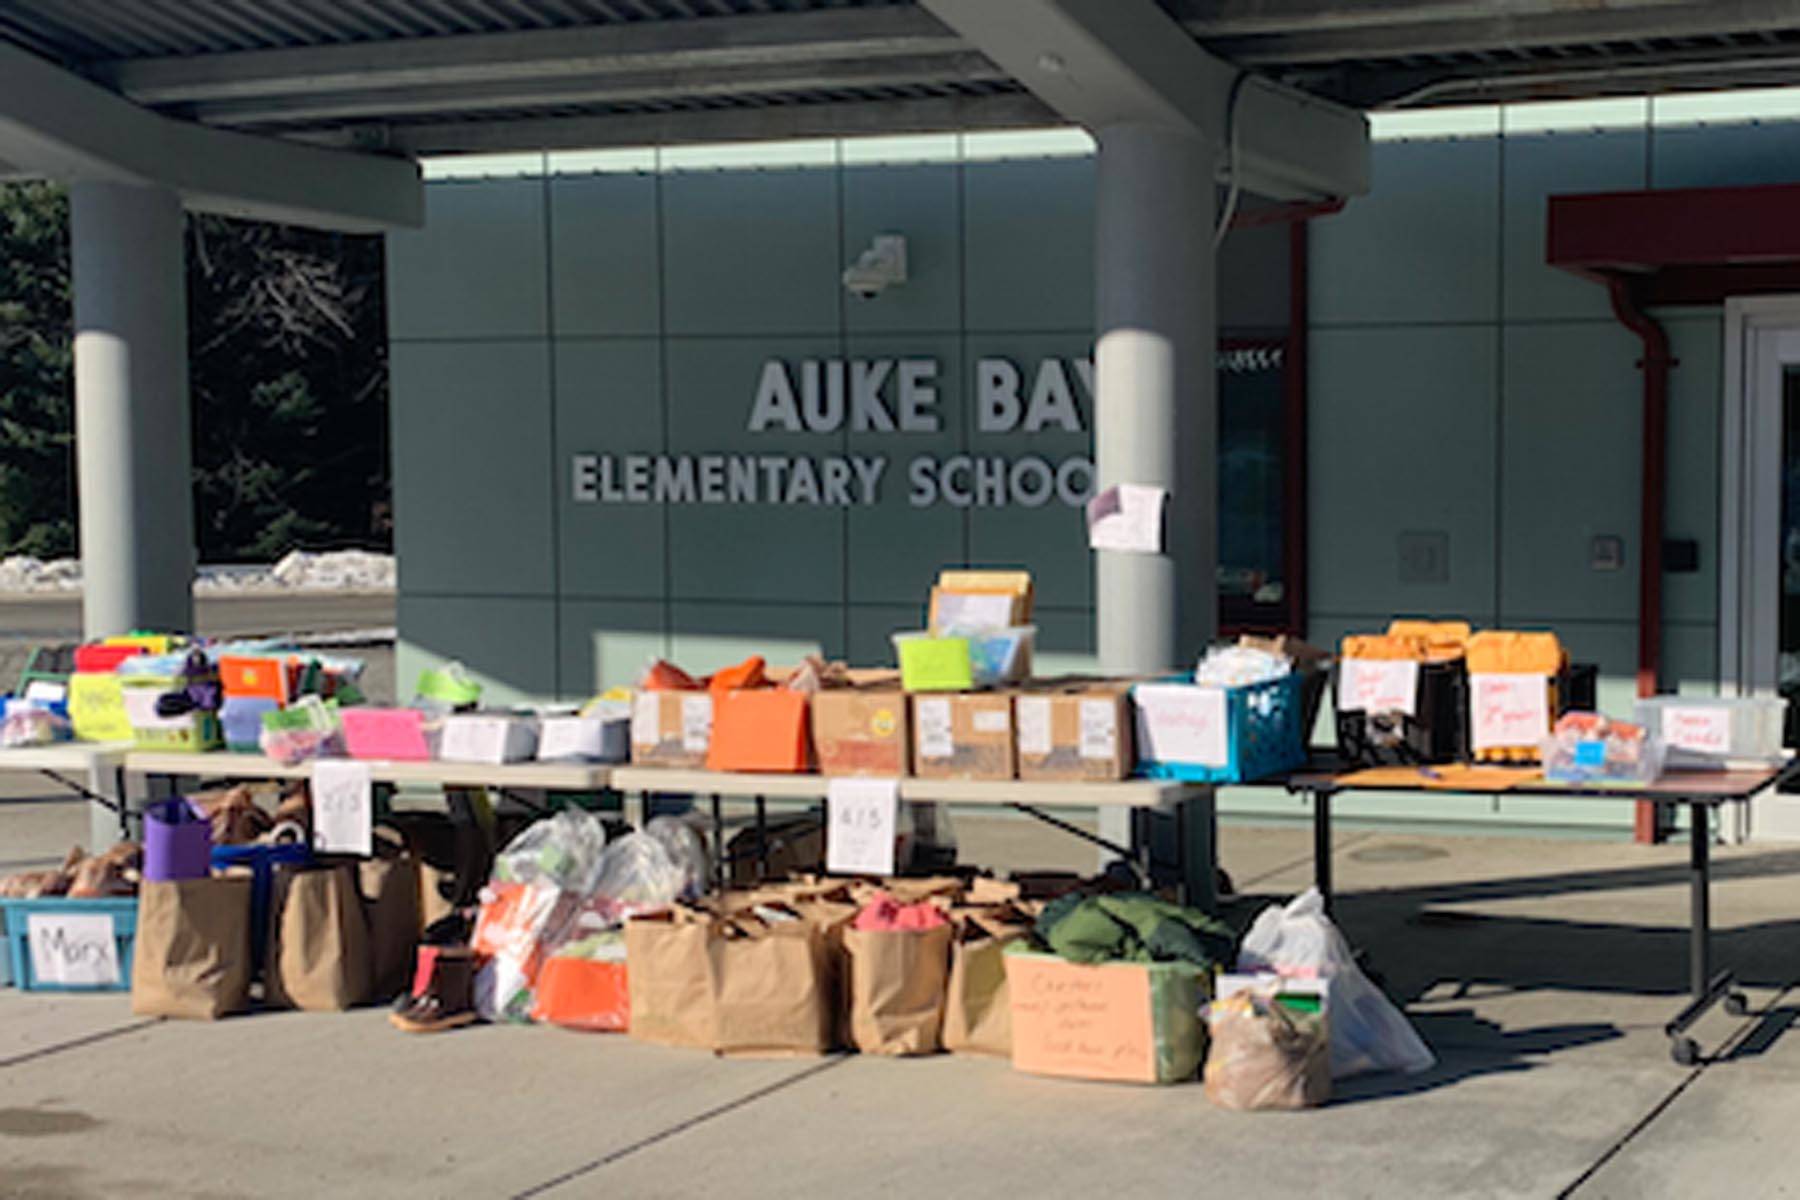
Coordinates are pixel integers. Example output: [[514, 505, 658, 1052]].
[[1133, 673, 1307, 784], [0, 896, 137, 991]]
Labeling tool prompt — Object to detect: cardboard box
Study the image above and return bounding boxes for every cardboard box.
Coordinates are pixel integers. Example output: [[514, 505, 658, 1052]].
[[1004, 952, 1207, 1084], [707, 689, 812, 773], [537, 709, 629, 763], [911, 693, 1014, 781], [630, 691, 713, 768], [1015, 681, 1133, 782], [813, 682, 910, 777]]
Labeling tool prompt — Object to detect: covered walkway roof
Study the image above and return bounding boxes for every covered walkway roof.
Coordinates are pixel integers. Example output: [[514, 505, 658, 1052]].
[[4, 0, 1800, 163]]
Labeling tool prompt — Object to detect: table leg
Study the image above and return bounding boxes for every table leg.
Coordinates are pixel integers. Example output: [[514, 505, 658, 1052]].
[[1665, 801, 1749, 1065], [1313, 789, 1334, 912], [711, 793, 725, 893], [1174, 800, 1190, 908], [755, 796, 768, 882]]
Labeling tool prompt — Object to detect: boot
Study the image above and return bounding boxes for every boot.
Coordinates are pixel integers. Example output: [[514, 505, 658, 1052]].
[[389, 946, 477, 1033]]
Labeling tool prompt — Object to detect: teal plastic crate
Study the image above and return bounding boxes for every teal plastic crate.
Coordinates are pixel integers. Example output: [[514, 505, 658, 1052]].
[[0, 896, 137, 991], [1133, 673, 1307, 784]]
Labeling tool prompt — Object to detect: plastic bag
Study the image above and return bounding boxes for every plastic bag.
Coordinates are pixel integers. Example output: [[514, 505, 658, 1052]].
[[490, 810, 610, 896], [259, 696, 343, 764], [1238, 888, 1435, 1078], [646, 815, 708, 901], [1204, 989, 1331, 1110], [0, 707, 70, 747], [590, 833, 687, 914]]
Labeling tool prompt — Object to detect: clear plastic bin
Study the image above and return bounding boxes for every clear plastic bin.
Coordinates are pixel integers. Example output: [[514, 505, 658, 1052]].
[[1634, 696, 1785, 766]]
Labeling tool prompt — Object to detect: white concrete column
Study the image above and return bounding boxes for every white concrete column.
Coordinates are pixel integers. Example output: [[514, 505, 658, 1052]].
[[1093, 124, 1218, 895], [1094, 122, 1218, 675], [70, 181, 195, 638]]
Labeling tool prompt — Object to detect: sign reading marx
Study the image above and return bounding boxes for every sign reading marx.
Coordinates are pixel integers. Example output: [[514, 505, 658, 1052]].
[[571, 356, 1095, 509]]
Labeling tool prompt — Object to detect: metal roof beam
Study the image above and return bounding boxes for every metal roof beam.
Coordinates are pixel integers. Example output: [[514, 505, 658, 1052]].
[[920, 0, 1368, 200], [336, 92, 1058, 156], [0, 42, 420, 231], [184, 51, 1007, 127], [98, 7, 965, 105], [1199, 0, 1800, 66], [1171, 0, 1800, 41]]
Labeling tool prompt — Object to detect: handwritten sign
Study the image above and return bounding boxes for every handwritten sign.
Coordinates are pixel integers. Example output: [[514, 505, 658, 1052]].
[[630, 693, 660, 747], [680, 695, 712, 753], [916, 697, 954, 760], [827, 777, 898, 876], [1660, 705, 1733, 756], [1005, 954, 1157, 1082], [27, 912, 120, 988], [1470, 673, 1551, 752], [1337, 658, 1421, 716], [1079, 699, 1119, 761], [311, 759, 373, 855], [1016, 696, 1053, 756], [1132, 684, 1228, 767]]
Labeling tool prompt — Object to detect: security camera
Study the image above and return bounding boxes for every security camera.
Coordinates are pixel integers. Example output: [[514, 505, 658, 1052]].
[[843, 234, 907, 299]]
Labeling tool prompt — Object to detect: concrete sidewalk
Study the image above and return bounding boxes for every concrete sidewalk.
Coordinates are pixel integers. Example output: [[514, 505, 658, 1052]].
[[3, 798, 1798, 1199]]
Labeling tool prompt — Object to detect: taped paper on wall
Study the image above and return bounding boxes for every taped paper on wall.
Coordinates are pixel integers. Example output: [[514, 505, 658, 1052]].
[[1086, 484, 1167, 554]]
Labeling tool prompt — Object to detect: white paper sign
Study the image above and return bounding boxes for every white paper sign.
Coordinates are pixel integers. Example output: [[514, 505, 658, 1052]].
[[1469, 673, 1551, 752], [311, 759, 374, 855], [1086, 483, 1168, 554], [1133, 684, 1229, 767], [916, 697, 954, 760], [1079, 699, 1119, 761], [934, 591, 1016, 631], [1661, 706, 1733, 755], [27, 913, 119, 987], [827, 777, 899, 876], [441, 716, 506, 763], [631, 693, 660, 746], [1016, 696, 1053, 756], [538, 715, 604, 761], [680, 695, 712, 752], [972, 708, 1010, 734], [1337, 658, 1421, 716]]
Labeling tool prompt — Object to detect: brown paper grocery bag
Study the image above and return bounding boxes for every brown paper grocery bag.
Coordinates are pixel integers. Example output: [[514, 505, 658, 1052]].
[[708, 918, 834, 1056], [943, 908, 1032, 1056], [359, 849, 421, 1002], [844, 924, 951, 1055], [265, 863, 373, 1011], [131, 876, 254, 1020], [625, 908, 716, 1050]]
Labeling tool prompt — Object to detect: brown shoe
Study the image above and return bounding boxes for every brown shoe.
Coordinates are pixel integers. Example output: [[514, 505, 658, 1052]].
[[389, 948, 477, 1034]]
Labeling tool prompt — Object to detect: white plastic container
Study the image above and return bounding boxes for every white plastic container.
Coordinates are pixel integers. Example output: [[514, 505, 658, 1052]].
[[1633, 696, 1785, 766]]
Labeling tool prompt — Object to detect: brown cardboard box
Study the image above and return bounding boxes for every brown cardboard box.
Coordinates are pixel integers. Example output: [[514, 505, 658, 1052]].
[[911, 692, 1015, 781], [629, 691, 713, 768], [1015, 680, 1133, 782], [812, 678, 910, 777]]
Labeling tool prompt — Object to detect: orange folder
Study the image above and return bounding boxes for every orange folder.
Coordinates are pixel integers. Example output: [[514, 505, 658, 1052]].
[[706, 689, 812, 773]]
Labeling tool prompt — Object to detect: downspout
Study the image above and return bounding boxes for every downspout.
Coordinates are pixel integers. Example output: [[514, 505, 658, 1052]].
[[1606, 274, 1674, 843]]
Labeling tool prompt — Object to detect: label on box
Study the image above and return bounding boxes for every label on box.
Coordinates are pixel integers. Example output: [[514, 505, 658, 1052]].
[[1338, 658, 1420, 716], [1016, 697, 1052, 756], [538, 716, 602, 760], [631, 693, 660, 746], [27, 913, 119, 987], [442, 717, 506, 763], [972, 708, 1010, 735], [1133, 684, 1228, 767], [680, 696, 712, 752], [312, 759, 374, 855], [826, 777, 898, 876], [1661, 705, 1733, 755], [1079, 699, 1118, 761], [1470, 673, 1551, 751], [917, 698, 953, 760]]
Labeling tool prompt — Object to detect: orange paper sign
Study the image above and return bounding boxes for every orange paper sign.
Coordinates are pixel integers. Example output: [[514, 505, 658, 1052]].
[[1005, 955, 1156, 1083]]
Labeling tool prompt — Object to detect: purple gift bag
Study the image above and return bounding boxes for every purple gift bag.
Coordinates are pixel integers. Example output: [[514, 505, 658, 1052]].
[[144, 798, 213, 882]]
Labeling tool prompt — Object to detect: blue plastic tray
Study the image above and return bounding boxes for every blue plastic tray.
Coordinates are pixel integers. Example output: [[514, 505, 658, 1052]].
[[0, 896, 137, 991]]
